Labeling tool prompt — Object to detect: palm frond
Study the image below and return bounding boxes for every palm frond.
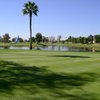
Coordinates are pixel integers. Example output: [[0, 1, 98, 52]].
[[22, 9, 29, 15], [22, 1, 38, 16]]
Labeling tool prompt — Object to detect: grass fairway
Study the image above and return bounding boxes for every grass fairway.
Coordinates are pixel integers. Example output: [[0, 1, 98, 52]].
[[0, 49, 100, 100]]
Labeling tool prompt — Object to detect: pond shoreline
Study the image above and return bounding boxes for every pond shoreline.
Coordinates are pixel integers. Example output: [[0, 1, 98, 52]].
[[0, 42, 100, 47], [0, 42, 100, 52]]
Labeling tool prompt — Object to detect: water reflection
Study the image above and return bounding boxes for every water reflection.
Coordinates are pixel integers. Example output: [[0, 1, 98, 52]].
[[34, 45, 99, 52], [0, 46, 28, 50], [0, 46, 10, 49], [0, 45, 99, 52]]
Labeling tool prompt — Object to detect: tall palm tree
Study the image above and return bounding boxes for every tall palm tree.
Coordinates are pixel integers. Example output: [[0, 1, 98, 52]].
[[23, 1, 38, 50]]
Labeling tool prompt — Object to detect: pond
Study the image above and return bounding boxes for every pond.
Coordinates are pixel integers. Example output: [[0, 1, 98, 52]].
[[0, 45, 99, 52]]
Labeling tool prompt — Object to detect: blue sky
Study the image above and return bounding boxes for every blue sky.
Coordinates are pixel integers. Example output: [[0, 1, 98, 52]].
[[0, 0, 100, 40]]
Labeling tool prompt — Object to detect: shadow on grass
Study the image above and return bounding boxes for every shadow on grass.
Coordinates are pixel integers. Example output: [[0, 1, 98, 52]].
[[49, 55, 91, 58], [0, 61, 99, 100]]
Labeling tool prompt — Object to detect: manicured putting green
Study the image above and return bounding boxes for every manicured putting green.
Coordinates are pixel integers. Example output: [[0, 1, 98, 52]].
[[0, 49, 100, 100]]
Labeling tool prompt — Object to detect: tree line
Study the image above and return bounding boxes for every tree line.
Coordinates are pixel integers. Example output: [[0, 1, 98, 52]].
[[66, 35, 100, 44], [0, 33, 62, 43], [0, 33, 100, 44], [0, 33, 42, 43]]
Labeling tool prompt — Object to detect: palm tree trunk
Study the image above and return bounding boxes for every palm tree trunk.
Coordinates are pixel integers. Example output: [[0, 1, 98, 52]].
[[29, 12, 32, 50]]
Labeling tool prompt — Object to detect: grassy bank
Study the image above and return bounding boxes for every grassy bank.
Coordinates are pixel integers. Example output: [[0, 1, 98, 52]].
[[52, 43, 100, 49], [0, 42, 100, 48], [0, 50, 100, 100], [0, 42, 37, 47]]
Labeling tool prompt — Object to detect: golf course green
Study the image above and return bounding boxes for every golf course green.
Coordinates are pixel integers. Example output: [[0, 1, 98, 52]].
[[0, 49, 100, 100]]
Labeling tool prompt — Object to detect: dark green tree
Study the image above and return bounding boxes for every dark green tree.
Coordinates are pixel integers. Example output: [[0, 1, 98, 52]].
[[95, 35, 100, 43], [3, 33, 10, 42], [19, 37, 24, 42], [42, 36, 49, 43], [35, 33, 42, 43], [87, 35, 93, 43], [29, 37, 36, 42], [67, 36, 72, 42], [22, 1, 38, 50], [12, 37, 16, 42], [0, 36, 2, 42]]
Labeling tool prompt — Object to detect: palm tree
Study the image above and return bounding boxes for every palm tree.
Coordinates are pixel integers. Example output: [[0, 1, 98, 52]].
[[23, 1, 38, 50]]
